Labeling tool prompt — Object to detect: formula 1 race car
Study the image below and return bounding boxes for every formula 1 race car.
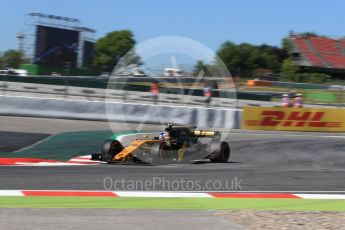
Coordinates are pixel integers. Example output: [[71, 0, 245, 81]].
[[91, 124, 230, 164]]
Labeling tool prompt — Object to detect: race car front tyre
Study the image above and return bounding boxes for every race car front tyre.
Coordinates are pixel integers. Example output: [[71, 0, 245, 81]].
[[209, 141, 230, 163], [101, 139, 124, 162]]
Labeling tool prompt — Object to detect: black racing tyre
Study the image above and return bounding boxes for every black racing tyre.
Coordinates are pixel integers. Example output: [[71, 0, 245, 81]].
[[209, 141, 230, 163], [150, 142, 173, 164], [101, 139, 123, 162]]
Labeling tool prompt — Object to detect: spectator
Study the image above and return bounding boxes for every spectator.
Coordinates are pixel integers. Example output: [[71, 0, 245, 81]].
[[203, 85, 212, 106], [293, 93, 303, 108], [281, 94, 291, 107], [151, 82, 159, 104]]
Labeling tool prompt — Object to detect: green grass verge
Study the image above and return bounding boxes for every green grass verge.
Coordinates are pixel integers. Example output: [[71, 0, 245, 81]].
[[243, 85, 345, 104], [0, 197, 344, 211], [306, 92, 338, 102]]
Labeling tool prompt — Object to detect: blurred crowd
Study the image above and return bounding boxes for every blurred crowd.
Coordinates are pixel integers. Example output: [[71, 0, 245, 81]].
[[281, 93, 303, 108]]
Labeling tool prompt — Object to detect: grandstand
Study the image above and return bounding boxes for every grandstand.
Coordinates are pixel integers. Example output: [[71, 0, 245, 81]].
[[289, 34, 345, 77]]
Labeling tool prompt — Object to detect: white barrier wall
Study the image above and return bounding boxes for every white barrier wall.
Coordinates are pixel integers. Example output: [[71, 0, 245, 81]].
[[0, 96, 242, 129]]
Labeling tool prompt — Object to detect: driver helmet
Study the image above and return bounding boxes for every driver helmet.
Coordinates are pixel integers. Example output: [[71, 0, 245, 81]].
[[159, 132, 170, 141]]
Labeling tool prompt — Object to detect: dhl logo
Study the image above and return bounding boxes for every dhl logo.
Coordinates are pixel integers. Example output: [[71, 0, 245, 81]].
[[246, 111, 341, 128]]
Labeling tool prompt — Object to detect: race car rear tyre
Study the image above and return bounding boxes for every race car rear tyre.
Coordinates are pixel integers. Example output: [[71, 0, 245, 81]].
[[151, 142, 173, 164], [209, 141, 230, 163], [101, 139, 123, 162]]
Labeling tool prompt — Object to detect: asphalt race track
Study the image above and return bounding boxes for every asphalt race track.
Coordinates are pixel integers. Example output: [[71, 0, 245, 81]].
[[0, 131, 49, 152], [0, 116, 344, 192]]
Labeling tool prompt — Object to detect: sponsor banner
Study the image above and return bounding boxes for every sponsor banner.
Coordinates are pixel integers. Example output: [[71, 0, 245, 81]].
[[242, 106, 345, 132]]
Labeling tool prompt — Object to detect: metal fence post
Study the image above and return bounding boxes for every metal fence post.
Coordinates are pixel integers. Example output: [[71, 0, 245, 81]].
[[1, 75, 8, 95], [64, 78, 69, 99]]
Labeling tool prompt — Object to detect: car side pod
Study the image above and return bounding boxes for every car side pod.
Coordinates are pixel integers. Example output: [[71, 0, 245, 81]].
[[150, 142, 174, 165]]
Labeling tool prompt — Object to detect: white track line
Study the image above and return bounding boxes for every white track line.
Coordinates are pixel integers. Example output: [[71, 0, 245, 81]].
[[0, 190, 24, 196], [115, 191, 213, 198], [0, 190, 345, 199], [295, 194, 345, 199]]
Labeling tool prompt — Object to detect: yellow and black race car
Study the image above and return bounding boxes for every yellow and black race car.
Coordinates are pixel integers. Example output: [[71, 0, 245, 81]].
[[91, 124, 230, 164]]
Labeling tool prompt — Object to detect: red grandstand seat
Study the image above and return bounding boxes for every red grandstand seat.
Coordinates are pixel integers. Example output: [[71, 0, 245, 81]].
[[292, 36, 323, 67], [291, 36, 345, 69]]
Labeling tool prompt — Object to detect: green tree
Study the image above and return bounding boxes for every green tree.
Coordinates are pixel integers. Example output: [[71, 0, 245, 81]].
[[299, 32, 318, 37], [264, 53, 281, 72], [93, 30, 140, 71], [1, 50, 23, 68], [307, 73, 327, 84], [282, 38, 292, 51], [281, 57, 299, 81], [217, 41, 286, 76], [0, 56, 4, 69], [193, 60, 212, 76], [281, 57, 298, 75], [216, 41, 238, 71]]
